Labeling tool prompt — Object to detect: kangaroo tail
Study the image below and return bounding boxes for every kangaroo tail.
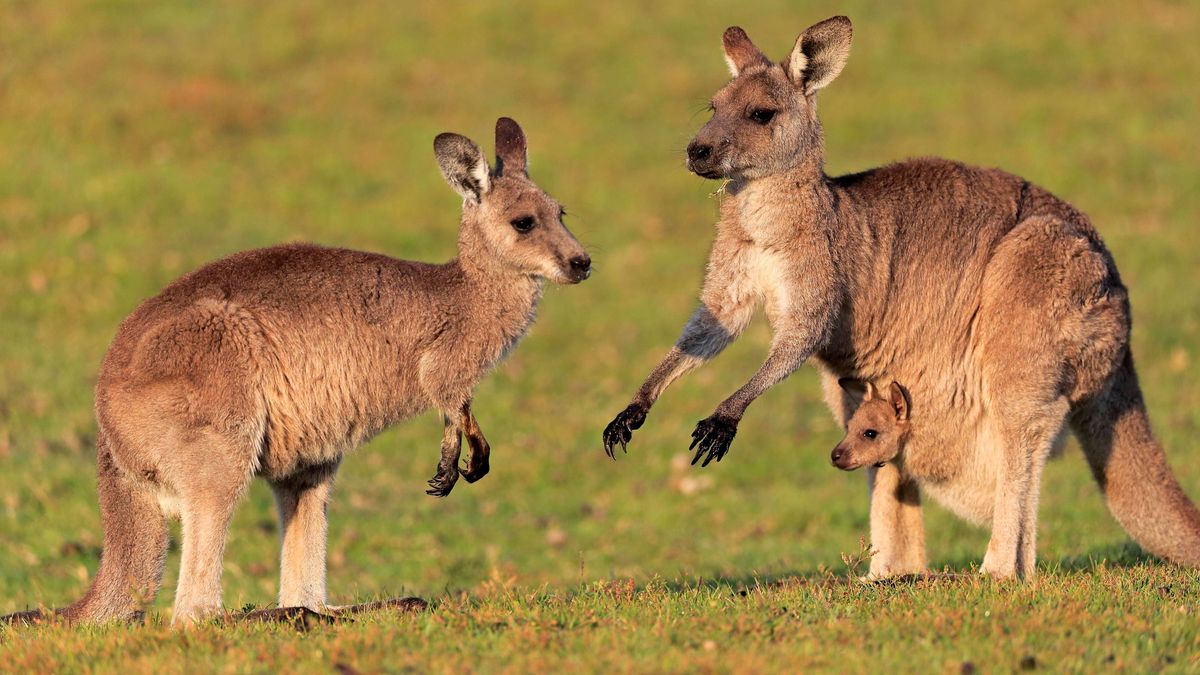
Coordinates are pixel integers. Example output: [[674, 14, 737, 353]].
[[1071, 352, 1200, 566], [2, 435, 169, 625]]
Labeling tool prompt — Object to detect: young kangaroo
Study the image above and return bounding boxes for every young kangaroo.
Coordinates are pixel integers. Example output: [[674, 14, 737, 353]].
[[602, 16, 1200, 580], [830, 380, 909, 472], [832, 379, 924, 579], [5, 117, 590, 626]]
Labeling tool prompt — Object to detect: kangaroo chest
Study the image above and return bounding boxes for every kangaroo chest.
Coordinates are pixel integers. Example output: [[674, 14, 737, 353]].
[[725, 191, 819, 325]]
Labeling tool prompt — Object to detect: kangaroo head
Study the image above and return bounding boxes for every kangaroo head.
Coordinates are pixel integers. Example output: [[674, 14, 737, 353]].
[[686, 16, 852, 181], [435, 117, 591, 284], [831, 379, 910, 471]]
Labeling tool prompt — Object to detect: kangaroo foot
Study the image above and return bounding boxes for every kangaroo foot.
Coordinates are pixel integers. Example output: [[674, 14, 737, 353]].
[[0, 609, 52, 626], [329, 597, 428, 617], [426, 461, 460, 497], [234, 606, 336, 631]]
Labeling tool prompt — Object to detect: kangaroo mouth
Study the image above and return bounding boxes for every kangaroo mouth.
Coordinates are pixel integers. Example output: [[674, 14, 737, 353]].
[[558, 259, 591, 284], [833, 456, 860, 471], [687, 160, 726, 180]]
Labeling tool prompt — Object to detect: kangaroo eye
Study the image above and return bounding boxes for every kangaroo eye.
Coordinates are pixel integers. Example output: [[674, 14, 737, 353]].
[[749, 109, 776, 125], [862, 429, 878, 440], [510, 216, 536, 233]]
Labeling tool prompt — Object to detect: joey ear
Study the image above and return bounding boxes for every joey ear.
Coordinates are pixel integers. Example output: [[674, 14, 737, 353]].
[[838, 377, 872, 404], [723, 27, 770, 77], [494, 116, 528, 176], [784, 15, 853, 95], [888, 382, 909, 422], [434, 132, 491, 203]]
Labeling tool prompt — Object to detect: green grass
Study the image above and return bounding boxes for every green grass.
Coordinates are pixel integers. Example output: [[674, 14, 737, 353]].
[[2, 0, 1199, 672]]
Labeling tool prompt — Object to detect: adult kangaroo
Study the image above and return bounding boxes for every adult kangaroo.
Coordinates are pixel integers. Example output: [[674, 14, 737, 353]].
[[602, 16, 1200, 579], [5, 117, 591, 625]]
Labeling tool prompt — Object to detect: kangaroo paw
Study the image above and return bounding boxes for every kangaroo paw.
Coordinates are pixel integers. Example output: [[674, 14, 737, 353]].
[[460, 435, 490, 483], [425, 462, 459, 497], [460, 455, 490, 483], [689, 414, 739, 467], [602, 403, 648, 459]]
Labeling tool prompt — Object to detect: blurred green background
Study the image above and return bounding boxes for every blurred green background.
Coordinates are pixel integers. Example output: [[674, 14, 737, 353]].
[[1, 0, 1198, 667]]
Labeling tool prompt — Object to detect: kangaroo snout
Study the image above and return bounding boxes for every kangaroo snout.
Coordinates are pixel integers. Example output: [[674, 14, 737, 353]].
[[831, 444, 853, 470], [687, 141, 712, 163], [567, 255, 592, 283], [686, 141, 721, 178]]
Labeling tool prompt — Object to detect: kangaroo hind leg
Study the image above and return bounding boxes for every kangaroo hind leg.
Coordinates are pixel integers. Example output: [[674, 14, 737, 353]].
[[980, 398, 1068, 579], [977, 215, 1090, 579], [271, 462, 340, 610], [170, 431, 257, 625]]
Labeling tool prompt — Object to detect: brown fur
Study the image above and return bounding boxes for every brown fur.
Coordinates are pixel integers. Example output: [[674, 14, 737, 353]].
[[8, 117, 590, 625], [603, 16, 1200, 579]]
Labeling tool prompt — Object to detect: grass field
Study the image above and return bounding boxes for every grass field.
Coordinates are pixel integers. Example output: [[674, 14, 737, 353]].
[[2, 1, 1199, 672]]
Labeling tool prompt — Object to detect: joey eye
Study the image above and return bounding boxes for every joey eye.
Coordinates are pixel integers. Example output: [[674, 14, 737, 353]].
[[749, 109, 776, 125], [510, 216, 536, 233], [862, 429, 879, 440]]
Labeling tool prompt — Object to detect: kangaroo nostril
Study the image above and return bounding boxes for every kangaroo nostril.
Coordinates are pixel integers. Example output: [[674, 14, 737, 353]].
[[831, 449, 843, 464], [568, 255, 591, 281], [687, 142, 712, 162]]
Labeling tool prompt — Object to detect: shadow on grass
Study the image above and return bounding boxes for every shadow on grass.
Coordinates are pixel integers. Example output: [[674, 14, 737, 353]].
[[644, 541, 1161, 594], [645, 569, 977, 595], [1045, 541, 1158, 572], [928, 540, 1157, 576]]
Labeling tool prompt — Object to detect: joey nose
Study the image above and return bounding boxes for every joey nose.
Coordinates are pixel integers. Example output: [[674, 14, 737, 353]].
[[568, 255, 592, 283], [831, 446, 848, 469], [687, 142, 712, 163]]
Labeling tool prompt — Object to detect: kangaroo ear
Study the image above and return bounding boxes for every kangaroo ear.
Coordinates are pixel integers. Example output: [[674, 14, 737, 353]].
[[494, 117, 527, 177], [784, 16, 853, 95], [434, 132, 491, 203], [838, 377, 871, 404], [723, 27, 770, 77], [889, 382, 909, 422]]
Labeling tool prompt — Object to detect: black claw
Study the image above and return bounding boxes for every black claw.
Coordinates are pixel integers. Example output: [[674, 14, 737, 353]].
[[688, 415, 738, 468], [425, 464, 459, 497], [603, 404, 647, 459]]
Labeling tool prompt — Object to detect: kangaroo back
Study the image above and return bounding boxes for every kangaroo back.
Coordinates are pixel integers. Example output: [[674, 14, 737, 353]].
[[1072, 352, 1200, 565]]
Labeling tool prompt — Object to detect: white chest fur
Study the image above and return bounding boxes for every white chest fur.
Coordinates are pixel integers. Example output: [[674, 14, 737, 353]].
[[733, 184, 797, 323]]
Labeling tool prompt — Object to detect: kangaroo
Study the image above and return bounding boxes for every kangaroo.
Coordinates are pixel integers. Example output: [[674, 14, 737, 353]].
[[602, 16, 1200, 580], [832, 379, 925, 577], [4, 117, 591, 626], [830, 380, 909, 472]]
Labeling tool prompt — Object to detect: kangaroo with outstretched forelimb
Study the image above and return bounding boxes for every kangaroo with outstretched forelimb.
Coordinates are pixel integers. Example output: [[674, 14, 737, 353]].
[[5, 117, 591, 626], [602, 16, 1200, 580]]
